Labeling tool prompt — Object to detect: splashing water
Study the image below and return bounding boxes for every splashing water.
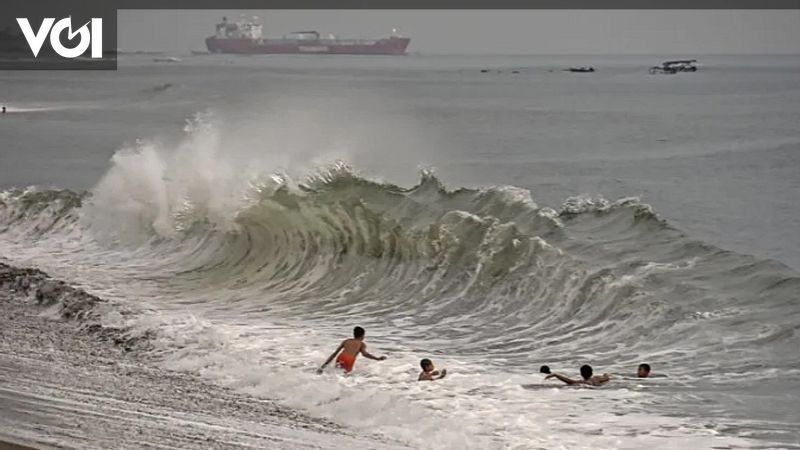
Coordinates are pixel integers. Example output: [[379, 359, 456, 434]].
[[1, 112, 799, 449]]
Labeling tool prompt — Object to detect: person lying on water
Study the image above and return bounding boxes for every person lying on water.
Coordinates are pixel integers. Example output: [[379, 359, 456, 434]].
[[418, 358, 447, 381], [546, 364, 610, 386], [317, 326, 386, 374]]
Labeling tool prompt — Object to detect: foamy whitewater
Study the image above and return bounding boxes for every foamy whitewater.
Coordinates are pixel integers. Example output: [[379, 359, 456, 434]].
[[1, 54, 799, 449]]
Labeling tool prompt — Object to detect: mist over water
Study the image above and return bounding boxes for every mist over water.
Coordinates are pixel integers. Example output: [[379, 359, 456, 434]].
[[1, 54, 799, 448]]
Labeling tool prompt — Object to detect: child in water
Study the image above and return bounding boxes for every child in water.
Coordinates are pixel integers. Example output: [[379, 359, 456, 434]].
[[317, 326, 386, 374], [418, 358, 447, 381]]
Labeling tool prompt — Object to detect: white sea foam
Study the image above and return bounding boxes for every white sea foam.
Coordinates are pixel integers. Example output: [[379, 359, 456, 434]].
[[1, 109, 798, 449]]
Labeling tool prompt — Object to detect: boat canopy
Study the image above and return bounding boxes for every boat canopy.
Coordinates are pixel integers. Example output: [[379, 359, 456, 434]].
[[289, 31, 320, 37]]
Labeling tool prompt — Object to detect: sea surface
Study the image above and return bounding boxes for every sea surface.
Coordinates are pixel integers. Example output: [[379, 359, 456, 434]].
[[1, 53, 799, 449]]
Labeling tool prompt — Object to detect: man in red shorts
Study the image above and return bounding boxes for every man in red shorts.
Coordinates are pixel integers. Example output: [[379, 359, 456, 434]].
[[317, 326, 387, 374]]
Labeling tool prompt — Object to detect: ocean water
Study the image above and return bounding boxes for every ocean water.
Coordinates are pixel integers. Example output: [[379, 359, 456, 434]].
[[1, 54, 799, 449]]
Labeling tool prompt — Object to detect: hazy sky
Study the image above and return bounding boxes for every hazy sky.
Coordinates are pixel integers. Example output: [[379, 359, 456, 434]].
[[119, 10, 800, 54]]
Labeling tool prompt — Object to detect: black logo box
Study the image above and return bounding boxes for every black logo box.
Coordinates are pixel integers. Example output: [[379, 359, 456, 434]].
[[2, 0, 797, 70]]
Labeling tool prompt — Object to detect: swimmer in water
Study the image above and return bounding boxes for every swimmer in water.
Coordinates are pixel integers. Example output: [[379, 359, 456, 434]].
[[637, 363, 651, 378], [317, 326, 386, 374], [546, 364, 610, 386], [540, 365, 551, 375], [418, 358, 447, 381]]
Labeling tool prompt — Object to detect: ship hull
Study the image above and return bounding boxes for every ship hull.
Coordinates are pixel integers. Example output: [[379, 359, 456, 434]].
[[205, 36, 410, 55]]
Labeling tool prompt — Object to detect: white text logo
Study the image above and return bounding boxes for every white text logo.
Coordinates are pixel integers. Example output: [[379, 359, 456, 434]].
[[16, 17, 103, 58]]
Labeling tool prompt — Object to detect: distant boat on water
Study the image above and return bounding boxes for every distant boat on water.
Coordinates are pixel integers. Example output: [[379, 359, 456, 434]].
[[153, 57, 182, 63], [650, 59, 698, 74], [205, 16, 411, 55], [565, 66, 595, 73]]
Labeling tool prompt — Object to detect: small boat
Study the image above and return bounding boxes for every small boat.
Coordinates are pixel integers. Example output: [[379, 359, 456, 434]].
[[153, 56, 182, 63], [650, 59, 698, 74], [566, 66, 595, 73]]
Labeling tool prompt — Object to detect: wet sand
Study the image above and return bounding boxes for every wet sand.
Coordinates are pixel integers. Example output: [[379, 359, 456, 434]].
[[0, 263, 402, 450], [0, 441, 38, 450]]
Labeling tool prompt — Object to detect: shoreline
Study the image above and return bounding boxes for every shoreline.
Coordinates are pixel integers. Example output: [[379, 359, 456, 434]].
[[0, 442, 37, 450], [0, 262, 402, 450]]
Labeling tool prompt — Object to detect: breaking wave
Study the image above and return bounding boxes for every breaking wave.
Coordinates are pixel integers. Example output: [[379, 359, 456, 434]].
[[2, 161, 797, 367], [2, 112, 799, 449]]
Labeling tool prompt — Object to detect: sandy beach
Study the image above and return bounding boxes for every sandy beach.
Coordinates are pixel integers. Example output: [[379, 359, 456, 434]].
[[0, 441, 37, 450], [0, 263, 402, 450]]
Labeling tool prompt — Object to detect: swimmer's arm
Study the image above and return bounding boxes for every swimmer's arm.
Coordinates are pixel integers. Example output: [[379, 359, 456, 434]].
[[546, 373, 579, 385], [359, 343, 387, 361], [318, 341, 344, 372], [419, 370, 446, 381], [594, 374, 610, 385]]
